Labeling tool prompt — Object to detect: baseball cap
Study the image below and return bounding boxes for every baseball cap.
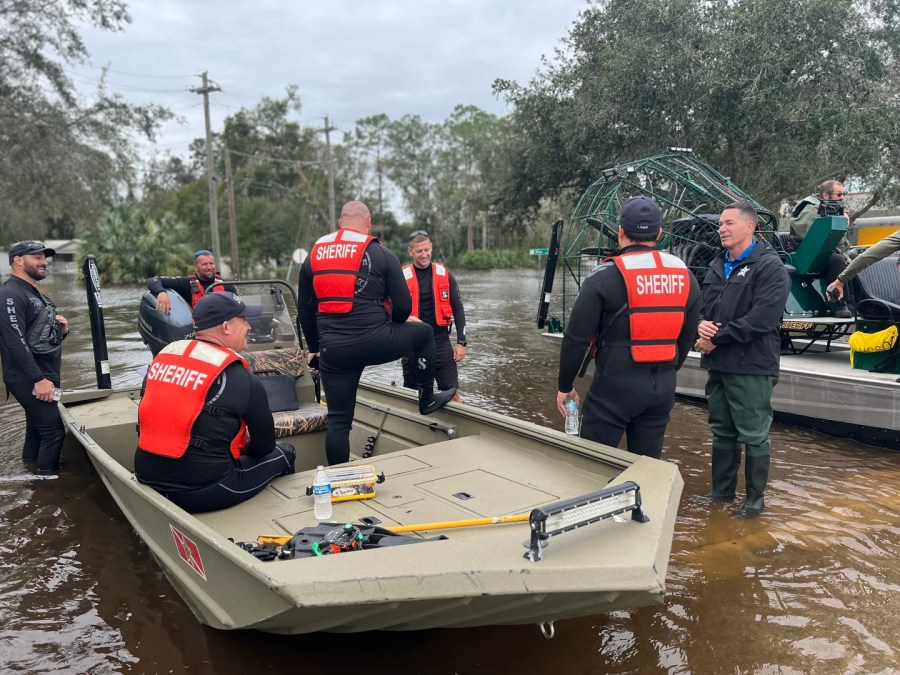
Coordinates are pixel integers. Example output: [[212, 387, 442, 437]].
[[192, 292, 262, 330], [9, 240, 55, 262], [618, 197, 662, 238]]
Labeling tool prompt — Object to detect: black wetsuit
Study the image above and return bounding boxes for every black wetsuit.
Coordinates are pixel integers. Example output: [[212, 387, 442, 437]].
[[401, 265, 467, 391], [134, 359, 295, 513], [297, 239, 437, 465], [0, 276, 67, 472], [558, 245, 701, 458]]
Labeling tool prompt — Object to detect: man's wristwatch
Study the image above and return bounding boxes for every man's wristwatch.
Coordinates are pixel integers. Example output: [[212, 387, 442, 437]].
[[457, 341, 467, 347]]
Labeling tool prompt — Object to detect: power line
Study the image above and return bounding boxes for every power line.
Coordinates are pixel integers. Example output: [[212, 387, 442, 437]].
[[77, 62, 196, 79]]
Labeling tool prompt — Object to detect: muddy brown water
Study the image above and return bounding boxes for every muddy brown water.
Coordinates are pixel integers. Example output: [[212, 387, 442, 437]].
[[1, 269, 898, 674]]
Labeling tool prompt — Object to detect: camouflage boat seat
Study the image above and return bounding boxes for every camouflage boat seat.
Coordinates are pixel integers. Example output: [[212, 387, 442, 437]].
[[242, 347, 327, 437]]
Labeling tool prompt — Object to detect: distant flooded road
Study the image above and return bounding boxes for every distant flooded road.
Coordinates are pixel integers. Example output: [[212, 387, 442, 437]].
[[1, 269, 898, 674]]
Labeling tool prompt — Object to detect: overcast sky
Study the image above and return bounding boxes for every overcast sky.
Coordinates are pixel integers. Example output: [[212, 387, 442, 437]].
[[72, 1, 587, 158]]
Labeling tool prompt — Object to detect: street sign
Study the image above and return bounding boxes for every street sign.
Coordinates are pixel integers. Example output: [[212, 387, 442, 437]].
[[529, 248, 550, 256]]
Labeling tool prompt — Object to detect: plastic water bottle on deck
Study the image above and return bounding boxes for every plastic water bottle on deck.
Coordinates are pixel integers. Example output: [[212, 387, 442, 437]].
[[565, 399, 580, 436], [312, 465, 332, 520]]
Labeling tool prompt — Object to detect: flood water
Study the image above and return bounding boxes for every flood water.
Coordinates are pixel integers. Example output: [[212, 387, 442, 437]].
[[1, 268, 898, 674]]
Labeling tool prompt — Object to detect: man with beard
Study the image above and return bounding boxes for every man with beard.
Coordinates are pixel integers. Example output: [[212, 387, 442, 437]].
[[146, 249, 238, 313], [0, 241, 69, 473]]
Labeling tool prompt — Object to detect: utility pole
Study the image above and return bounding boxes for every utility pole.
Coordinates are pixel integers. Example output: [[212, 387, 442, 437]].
[[224, 149, 240, 279], [319, 114, 337, 227], [190, 72, 223, 262]]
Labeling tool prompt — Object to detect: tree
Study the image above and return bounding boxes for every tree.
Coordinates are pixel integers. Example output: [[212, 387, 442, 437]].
[[494, 0, 900, 215], [80, 205, 193, 284], [0, 0, 171, 243]]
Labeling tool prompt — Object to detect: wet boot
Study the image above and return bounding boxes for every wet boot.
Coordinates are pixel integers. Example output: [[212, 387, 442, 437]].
[[418, 386, 457, 415], [709, 442, 741, 500], [743, 447, 771, 515]]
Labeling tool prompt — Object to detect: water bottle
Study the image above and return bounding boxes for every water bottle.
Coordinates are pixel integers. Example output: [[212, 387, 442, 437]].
[[312, 465, 332, 520], [565, 399, 580, 436]]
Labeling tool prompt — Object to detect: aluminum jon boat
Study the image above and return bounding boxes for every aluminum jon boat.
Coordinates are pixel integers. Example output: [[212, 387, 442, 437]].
[[58, 260, 683, 635]]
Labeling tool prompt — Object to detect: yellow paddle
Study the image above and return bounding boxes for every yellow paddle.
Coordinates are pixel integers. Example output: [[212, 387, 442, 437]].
[[256, 512, 531, 546], [387, 512, 530, 533]]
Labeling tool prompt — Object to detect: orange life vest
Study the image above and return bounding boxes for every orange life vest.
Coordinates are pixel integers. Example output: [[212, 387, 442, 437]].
[[138, 340, 248, 460], [611, 250, 691, 362], [402, 263, 453, 327], [309, 229, 377, 314], [189, 274, 227, 307]]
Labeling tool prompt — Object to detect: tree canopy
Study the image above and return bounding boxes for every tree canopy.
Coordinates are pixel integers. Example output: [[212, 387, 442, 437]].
[[0, 0, 171, 244], [494, 0, 900, 215]]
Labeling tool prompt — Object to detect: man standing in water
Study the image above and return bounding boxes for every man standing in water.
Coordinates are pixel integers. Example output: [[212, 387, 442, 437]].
[[695, 201, 790, 514], [297, 201, 455, 466], [556, 197, 700, 458], [0, 241, 69, 473], [401, 230, 467, 402]]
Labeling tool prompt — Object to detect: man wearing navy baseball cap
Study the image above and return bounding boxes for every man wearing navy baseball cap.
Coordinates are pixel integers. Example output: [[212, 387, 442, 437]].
[[135, 292, 295, 513], [556, 196, 701, 460], [1, 240, 68, 473]]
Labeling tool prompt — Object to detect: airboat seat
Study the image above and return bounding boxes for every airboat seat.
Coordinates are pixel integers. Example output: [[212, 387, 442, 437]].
[[242, 347, 328, 437], [849, 252, 900, 312], [774, 231, 798, 254]]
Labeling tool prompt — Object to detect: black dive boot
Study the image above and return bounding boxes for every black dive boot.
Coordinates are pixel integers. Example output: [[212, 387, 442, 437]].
[[709, 443, 741, 499], [743, 450, 771, 515], [418, 386, 457, 415]]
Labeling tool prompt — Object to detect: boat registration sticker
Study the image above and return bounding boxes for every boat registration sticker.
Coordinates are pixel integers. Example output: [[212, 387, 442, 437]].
[[171, 525, 207, 580]]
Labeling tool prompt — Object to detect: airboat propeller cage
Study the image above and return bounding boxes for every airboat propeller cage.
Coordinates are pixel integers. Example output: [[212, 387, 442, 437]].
[[138, 291, 194, 356]]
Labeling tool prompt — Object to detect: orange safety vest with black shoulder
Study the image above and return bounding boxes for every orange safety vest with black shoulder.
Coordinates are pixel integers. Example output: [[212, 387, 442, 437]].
[[309, 229, 378, 314], [402, 263, 453, 327], [611, 250, 691, 362], [189, 274, 227, 307], [138, 340, 248, 460]]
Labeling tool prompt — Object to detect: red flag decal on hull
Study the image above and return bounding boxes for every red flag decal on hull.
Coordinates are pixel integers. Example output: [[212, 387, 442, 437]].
[[171, 524, 207, 580]]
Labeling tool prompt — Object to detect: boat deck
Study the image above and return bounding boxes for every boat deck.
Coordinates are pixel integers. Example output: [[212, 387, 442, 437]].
[[197, 434, 616, 544]]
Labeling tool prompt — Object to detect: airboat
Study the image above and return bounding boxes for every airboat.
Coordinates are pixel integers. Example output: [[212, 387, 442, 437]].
[[56, 257, 684, 634], [538, 149, 900, 449]]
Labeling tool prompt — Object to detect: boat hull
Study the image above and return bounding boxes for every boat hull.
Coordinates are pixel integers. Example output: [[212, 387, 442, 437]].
[[60, 381, 683, 634]]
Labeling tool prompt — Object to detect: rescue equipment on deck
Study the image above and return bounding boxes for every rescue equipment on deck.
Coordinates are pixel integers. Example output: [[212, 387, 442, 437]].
[[304, 464, 385, 502]]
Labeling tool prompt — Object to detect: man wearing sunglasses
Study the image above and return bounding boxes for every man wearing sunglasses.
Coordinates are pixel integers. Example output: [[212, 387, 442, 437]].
[[297, 201, 455, 465], [146, 249, 237, 314], [1, 240, 69, 473], [790, 180, 851, 317], [401, 231, 467, 402]]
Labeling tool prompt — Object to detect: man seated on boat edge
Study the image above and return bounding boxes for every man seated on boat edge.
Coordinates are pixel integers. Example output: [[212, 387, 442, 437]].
[[696, 200, 791, 515], [297, 200, 455, 466], [146, 249, 238, 314], [790, 180, 851, 318], [134, 292, 296, 514], [828, 228, 900, 302], [556, 196, 702, 459]]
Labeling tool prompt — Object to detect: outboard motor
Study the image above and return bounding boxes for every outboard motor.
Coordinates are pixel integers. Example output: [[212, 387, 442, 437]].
[[138, 291, 194, 356]]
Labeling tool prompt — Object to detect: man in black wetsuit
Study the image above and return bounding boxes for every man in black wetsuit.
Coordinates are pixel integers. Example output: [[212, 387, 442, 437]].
[[0, 240, 69, 473], [297, 200, 455, 465], [146, 249, 237, 313], [134, 292, 295, 513], [401, 230, 467, 401], [556, 197, 701, 458]]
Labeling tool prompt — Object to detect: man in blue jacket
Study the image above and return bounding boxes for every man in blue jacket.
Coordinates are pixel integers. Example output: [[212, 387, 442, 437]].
[[695, 201, 790, 514]]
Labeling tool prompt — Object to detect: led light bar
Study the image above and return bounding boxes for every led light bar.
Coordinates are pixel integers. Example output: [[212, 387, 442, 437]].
[[525, 481, 648, 562]]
